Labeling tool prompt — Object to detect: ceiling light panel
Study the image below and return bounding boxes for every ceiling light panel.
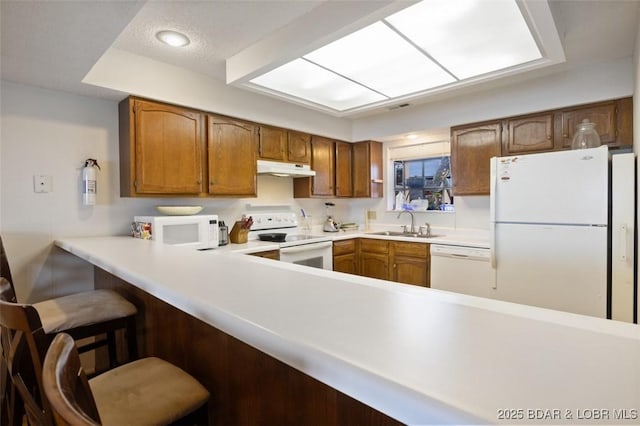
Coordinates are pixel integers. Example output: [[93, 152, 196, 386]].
[[250, 58, 386, 111], [386, 0, 541, 79], [304, 22, 455, 97]]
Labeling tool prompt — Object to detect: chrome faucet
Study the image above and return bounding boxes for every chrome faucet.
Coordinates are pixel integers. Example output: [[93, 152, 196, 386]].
[[397, 210, 415, 233], [419, 222, 432, 237]]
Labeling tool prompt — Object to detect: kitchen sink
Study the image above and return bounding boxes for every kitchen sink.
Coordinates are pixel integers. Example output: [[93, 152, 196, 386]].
[[368, 231, 444, 239]]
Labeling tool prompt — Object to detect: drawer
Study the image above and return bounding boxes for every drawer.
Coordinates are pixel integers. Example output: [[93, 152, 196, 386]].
[[359, 239, 389, 254], [333, 239, 356, 256], [392, 241, 428, 258]]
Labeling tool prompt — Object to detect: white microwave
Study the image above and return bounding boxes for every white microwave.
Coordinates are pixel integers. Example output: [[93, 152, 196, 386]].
[[133, 214, 219, 249]]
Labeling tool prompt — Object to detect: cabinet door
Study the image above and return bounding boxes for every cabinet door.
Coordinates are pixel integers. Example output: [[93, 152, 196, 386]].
[[451, 121, 502, 195], [287, 131, 311, 164], [393, 256, 428, 287], [352, 141, 383, 198], [207, 115, 257, 196], [504, 113, 554, 154], [334, 253, 357, 275], [310, 136, 335, 196], [335, 141, 353, 197], [258, 125, 287, 161], [133, 99, 204, 194], [559, 101, 618, 148], [360, 252, 389, 280]]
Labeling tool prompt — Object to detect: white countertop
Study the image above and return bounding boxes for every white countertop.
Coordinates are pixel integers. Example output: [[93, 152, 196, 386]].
[[56, 236, 639, 425]]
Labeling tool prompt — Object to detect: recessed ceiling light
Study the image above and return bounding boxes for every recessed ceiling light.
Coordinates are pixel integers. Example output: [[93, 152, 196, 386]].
[[406, 134, 418, 140], [156, 30, 190, 47]]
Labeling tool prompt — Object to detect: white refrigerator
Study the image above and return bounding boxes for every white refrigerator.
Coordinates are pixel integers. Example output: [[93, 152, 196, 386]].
[[489, 146, 636, 320]]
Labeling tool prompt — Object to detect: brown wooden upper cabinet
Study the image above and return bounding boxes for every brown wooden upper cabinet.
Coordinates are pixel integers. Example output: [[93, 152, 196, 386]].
[[207, 114, 258, 196], [287, 131, 312, 164], [451, 121, 502, 196], [257, 125, 287, 161], [451, 97, 633, 195], [258, 126, 311, 164], [504, 112, 554, 154], [294, 136, 335, 197], [352, 141, 383, 198], [119, 97, 205, 196], [294, 139, 382, 198], [335, 141, 353, 197], [557, 98, 632, 149]]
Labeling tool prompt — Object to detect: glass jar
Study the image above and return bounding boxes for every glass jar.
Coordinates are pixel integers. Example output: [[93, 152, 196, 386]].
[[571, 119, 601, 150]]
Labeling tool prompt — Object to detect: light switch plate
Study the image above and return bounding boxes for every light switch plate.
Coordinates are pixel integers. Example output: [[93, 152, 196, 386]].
[[33, 175, 52, 193]]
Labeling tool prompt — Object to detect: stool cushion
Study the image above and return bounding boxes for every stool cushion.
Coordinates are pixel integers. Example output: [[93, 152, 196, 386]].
[[33, 289, 137, 333], [89, 357, 209, 425]]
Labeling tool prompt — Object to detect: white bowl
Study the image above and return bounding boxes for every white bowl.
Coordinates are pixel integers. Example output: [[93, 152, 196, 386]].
[[155, 206, 203, 216]]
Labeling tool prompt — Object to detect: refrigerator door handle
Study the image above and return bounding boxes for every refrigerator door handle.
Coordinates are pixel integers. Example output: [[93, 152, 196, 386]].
[[489, 158, 497, 270], [619, 224, 628, 261], [489, 157, 498, 290], [489, 157, 497, 225]]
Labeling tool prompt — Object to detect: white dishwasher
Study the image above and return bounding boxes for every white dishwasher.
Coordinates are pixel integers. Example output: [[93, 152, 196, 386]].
[[430, 244, 494, 298]]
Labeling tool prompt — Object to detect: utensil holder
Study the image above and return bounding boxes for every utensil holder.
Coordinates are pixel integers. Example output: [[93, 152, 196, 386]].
[[229, 221, 249, 244]]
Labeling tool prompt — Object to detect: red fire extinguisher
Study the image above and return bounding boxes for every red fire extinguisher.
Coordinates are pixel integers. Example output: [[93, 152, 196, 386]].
[[82, 159, 100, 205]]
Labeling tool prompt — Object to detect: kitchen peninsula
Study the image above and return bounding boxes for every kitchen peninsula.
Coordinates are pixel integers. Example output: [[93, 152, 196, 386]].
[[56, 236, 640, 425]]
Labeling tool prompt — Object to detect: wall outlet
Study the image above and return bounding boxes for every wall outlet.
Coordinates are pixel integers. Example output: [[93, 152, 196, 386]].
[[33, 175, 52, 193], [367, 210, 377, 220]]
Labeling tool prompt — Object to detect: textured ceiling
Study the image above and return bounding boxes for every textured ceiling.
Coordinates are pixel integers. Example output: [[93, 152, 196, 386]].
[[1, 0, 639, 118], [111, 0, 325, 82]]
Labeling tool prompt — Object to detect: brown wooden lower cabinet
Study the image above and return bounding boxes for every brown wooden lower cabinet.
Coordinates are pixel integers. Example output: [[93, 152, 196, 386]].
[[249, 249, 280, 260], [391, 242, 430, 287], [95, 267, 402, 426], [338, 239, 430, 287], [359, 239, 390, 280], [333, 239, 357, 274]]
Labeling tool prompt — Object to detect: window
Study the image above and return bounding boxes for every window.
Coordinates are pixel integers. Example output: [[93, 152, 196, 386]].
[[393, 156, 453, 211]]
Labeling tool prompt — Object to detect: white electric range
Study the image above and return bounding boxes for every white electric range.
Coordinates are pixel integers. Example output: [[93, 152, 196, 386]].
[[249, 212, 333, 270]]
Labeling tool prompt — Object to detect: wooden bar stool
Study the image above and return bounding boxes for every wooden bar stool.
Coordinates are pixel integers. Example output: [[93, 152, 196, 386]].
[[1, 234, 138, 425], [43, 333, 210, 425], [0, 236, 138, 366], [1, 298, 210, 425]]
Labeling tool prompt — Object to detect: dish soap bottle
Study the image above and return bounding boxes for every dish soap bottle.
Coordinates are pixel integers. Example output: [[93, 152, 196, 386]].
[[395, 191, 404, 211]]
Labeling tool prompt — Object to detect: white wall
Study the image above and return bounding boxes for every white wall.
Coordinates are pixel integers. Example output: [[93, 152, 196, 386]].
[[1, 81, 151, 301], [85, 48, 353, 141]]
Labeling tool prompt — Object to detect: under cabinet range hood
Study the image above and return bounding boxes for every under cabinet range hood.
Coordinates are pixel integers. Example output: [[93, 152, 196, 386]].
[[257, 160, 316, 177]]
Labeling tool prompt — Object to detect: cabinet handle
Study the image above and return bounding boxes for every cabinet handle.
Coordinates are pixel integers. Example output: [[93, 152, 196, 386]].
[[393, 263, 397, 268], [210, 180, 215, 186], [546, 135, 551, 140], [563, 134, 569, 138]]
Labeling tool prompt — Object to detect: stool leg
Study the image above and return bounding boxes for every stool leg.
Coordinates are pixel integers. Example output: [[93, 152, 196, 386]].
[[106, 331, 117, 368], [125, 317, 138, 361]]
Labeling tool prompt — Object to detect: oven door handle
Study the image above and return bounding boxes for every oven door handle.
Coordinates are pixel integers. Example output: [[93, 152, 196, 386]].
[[279, 241, 333, 254]]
